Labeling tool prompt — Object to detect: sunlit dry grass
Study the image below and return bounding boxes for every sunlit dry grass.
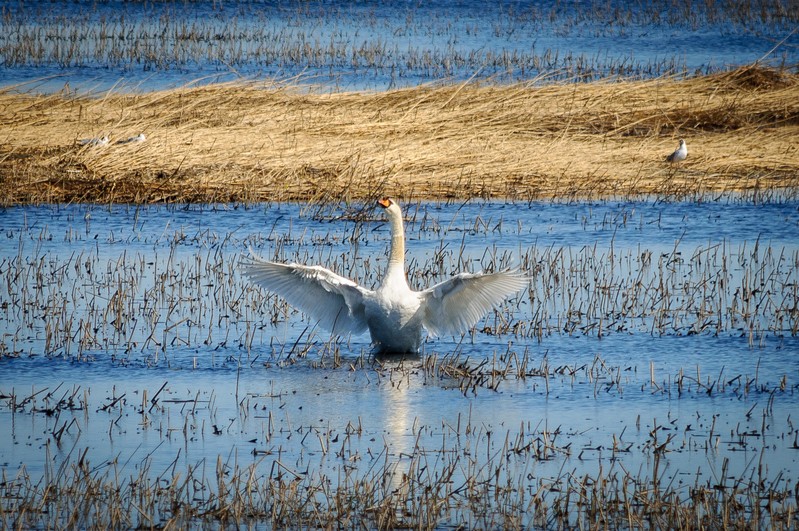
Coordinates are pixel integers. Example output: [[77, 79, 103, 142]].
[[1, 65, 797, 205]]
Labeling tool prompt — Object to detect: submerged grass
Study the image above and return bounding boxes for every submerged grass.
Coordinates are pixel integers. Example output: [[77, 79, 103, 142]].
[[1, 65, 798, 205]]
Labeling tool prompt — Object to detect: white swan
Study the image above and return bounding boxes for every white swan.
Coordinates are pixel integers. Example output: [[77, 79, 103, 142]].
[[665, 138, 688, 163], [241, 198, 528, 353]]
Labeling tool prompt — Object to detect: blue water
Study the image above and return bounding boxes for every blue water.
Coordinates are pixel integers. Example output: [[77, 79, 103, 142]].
[[4, 197, 797, 258], [1, 0, 796, 94], [0, 199, 797, 525]]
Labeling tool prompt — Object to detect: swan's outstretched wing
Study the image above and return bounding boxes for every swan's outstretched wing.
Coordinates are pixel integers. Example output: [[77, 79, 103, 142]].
[[240, 255, 370, 335], [420, 271, 528, 337]]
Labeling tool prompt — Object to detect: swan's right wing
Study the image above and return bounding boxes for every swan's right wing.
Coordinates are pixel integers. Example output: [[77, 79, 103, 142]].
[[240, 255, 369, 335]]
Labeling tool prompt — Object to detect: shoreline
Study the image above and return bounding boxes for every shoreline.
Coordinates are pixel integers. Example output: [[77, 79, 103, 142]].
[[2, 66, 798, 206]]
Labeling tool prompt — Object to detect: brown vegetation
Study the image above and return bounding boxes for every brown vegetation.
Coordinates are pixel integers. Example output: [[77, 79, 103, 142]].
[[1, 65, 798, 205]]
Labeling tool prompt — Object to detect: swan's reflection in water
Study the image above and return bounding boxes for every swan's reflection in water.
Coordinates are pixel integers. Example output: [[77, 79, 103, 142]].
[[373, 352, 421, 495]]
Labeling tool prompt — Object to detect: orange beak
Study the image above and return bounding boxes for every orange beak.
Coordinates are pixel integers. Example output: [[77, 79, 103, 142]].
[[378, 198, 392, 208]]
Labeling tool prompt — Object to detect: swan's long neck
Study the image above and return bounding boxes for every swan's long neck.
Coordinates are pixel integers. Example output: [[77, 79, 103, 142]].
[[384, 207, 407, 283]]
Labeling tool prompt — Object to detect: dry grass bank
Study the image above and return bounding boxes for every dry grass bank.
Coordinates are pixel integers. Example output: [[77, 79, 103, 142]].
[[1, 65, 797, 205]]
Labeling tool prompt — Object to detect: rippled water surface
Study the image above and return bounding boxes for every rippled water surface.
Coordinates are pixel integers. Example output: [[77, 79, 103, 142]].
[[1, 198, 797, 526]]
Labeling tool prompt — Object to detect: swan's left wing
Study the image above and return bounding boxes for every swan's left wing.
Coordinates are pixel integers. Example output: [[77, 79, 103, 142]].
[[420, 270, 528, 337], [240, 254, 370, 336]]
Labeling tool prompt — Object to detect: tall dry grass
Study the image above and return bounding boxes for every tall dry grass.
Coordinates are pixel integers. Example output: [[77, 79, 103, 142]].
[[1, 65, 797, 205]]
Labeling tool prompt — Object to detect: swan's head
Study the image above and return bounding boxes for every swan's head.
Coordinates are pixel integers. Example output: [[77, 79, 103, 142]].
[[378, 197, 402, 219]]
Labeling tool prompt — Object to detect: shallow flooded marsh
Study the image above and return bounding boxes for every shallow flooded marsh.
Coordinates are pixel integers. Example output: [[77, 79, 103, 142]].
[[3, 0, 797, 94], [1, 198, 798, 528]]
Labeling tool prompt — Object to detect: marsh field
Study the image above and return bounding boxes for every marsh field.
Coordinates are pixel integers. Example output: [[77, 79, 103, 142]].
[[1, 0, 799, 529]]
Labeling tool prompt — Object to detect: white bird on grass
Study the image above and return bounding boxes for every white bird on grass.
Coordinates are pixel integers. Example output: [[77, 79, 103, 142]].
[[79, 135, 109, 147], [665, 138, 688, 163], [117, 133, 146, 144], [241, 198, 528, 354]]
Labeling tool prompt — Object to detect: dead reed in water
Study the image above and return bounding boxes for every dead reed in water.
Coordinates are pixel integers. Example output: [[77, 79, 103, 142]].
[[1, 65, 798, 205]]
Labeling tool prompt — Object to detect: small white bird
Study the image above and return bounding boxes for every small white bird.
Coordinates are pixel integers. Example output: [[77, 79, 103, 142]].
[[79, 135, 109, 147], [117, 133, 146, 144], [665, 139, 688, 163], [241, 198, 528, 353]]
